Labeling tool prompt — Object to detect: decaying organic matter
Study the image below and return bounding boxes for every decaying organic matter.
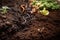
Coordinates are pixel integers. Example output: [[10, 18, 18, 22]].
[[0, 0, 60, 40]]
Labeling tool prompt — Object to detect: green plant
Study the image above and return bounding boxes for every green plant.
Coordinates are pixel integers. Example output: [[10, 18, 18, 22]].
[[40, 8, 49, 16], [0, 6, 10, 14], [32, 0, 60, 16]]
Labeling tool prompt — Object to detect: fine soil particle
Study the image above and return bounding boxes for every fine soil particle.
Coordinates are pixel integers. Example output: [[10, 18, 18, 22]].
[[0, 0, 60, 40]]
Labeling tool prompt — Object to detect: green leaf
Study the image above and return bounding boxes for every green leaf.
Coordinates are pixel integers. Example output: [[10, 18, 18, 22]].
[[0, 6, 10, 14], [40, 8, 49, 16], [32, 0, 60, 10]]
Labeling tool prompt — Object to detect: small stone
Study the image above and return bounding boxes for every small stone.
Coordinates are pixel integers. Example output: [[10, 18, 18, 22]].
[[2, 16, 7, 18], [37, 27, 45, 32], [6, 21, 11, 25]]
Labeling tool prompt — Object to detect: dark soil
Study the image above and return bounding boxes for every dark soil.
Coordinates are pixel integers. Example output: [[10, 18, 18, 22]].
[[0, 0, 60, 40]]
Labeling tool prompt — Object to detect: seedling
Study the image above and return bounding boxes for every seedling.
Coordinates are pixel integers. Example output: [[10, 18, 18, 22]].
[[0, 6, 10, 14]]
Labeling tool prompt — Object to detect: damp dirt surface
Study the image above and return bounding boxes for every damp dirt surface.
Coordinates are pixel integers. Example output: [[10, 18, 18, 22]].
[[0, 0, 60, 40]]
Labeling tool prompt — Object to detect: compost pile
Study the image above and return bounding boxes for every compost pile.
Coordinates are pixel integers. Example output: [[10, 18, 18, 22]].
[[0, 0, 60, 40]]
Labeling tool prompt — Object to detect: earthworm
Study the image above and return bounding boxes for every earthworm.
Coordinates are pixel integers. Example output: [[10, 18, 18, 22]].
[[24, 13, 30, 19], [22, 16, 27, 24]]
